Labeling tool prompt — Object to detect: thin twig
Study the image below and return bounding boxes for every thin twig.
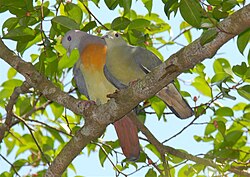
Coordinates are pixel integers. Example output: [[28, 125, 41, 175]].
[[14, 114, 51, 166], [0, 154, 21, 177], [0, 81, 30, 142], [157, 27, 192, 50], [96, 143, 127, 176], [81, 2, 109, 30]]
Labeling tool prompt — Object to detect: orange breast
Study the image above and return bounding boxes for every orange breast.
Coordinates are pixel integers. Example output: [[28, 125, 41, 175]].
[[81, 43, 107, 70]]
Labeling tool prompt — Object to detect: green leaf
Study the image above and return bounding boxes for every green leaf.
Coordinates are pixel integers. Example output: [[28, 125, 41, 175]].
[[104, 0, 119, 10], [46, 127, 65, 144], [146, 144, 161, 159], [3, 26, 36, 42], [213, 7, 229, 20], [0, 172, 13, 177], [216, 107, 234, 117], [91, 0, 100, 7], [222, 0, 238, 11], [194, 135, 202, 142], [111, 17, 131, 30], [237, 85, 250, 101], [192, 76, 212, 97], [237, 29, 250, 55], [205, 122, 216, 135], [4, 136, 15, 155], [119, 0, 132, 15], [2, 17, 19, 33], [232, 102, 247, 111], [68, 163, 76, 173], [207, 0, 222, 5], [99, 147, 107, 167], [86, 143, 97, 156], [64, 2, 83, 24], [7, 68, 17, 79], [51, 16, 80, 33], [149, 97, 166, 119], [213, 58, 233, 76], [179, 0, 203, 28], [128, 18, 151, 31], [17, 30, 42, 54], [168, 153, 185, 163], [142, 0, 153, 14], [58, 49, 79, 70], [217, 121, 226, 135], [221, 87, 236, 100], [50, 102, 64, 119], [224, 130, 243, 146], [12, 159, 28, 171], [82, 21, 97, 32], [164, 0, 179, 19], [211, 72, 231, 84], [232, 62, 248, 78], [145, 168, 157, 177], [178, 164, 189, 177], [17, 97, 32, 116], [200, 29, 218, 46], [2, 79, 23, 89]]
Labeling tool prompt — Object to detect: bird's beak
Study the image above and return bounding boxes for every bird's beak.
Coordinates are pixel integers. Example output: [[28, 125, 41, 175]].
[[101, 34, 109, 39]]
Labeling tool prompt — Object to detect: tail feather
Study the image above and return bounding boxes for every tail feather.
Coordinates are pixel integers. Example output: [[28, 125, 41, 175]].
[[156, 83, 194, 119], [113, 114, 140, 161]]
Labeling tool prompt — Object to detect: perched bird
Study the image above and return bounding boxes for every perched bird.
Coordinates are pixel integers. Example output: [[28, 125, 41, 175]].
[[103, 31, 193, 119], [62, 30, 140, 161]]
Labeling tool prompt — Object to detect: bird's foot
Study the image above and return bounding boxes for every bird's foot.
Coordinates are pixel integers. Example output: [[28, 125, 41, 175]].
[[107, 90, 119, 98]]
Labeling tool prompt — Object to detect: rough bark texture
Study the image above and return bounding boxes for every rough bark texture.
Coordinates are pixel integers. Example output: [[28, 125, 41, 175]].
[[0, 4, 249, 177]]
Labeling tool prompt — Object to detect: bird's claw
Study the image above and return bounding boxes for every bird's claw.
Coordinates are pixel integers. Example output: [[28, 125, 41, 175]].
[[107, 90, 119, 98]]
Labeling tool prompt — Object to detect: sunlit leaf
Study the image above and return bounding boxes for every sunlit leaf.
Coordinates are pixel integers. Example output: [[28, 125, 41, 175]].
[[215, 107, 234, 117], [237, 85, 250, 101], [142, 0, 153, 14], [192, 76, 212, 97], [149, 97, 166, 119], [64, 2, 83, 24], [145, 168, 156, 177], [58, 49, 79, 70]]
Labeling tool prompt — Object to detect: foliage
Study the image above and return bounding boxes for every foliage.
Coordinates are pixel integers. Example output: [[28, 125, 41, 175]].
[[0, 0, 249, 176]]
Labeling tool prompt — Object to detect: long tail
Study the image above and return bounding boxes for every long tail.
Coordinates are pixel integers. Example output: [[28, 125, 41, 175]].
[[113, 113, 140, 161], [156, 83, 194, 119]]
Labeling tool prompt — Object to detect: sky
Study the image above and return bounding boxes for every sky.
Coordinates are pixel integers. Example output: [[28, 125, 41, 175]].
[[0, 0, 249, 176]]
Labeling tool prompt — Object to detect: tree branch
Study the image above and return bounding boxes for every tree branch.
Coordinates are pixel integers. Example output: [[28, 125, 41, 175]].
[[0, 81, 30, 142], [131, 112, 250, 176], [0, 4, 249, 177]]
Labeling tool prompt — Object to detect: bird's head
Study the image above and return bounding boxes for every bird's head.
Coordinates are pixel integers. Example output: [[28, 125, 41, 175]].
[[103, 31, 126, 47], [62, 30, 88, 54]]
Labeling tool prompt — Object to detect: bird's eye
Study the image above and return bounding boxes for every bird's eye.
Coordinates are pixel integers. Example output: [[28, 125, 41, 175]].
[[115, 33, 119, 38], [67, 36, 72, 41]]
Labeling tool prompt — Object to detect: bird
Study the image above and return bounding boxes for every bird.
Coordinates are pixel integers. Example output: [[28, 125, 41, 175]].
[[62, 30, 140, 161], [103, 31, 194, 119]]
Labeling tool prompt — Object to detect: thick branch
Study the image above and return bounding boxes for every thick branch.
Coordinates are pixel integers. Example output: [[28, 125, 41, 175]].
[[0, 4, 249, 177]]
